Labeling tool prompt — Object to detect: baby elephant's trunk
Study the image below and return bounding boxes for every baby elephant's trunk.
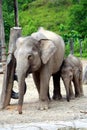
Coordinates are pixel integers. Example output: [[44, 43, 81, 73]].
[[63, 80, 70, 102]]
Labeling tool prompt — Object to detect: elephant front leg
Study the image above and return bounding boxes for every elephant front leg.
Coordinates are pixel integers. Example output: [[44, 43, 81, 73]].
[[39, 70, 50, 110], [73, 77, 81, 97]]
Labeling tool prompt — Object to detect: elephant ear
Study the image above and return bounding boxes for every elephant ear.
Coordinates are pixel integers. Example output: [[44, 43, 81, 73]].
[[16, 37, 25, 49], [14, 37, 25, 59], [40, 40, 57, 64], [14, 49, 17, 59], [31, 31, 57, 64], [31, 31, 47, 41]]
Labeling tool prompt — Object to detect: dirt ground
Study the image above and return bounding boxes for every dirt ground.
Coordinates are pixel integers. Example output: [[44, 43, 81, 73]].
[[0, 59, 87, 125]]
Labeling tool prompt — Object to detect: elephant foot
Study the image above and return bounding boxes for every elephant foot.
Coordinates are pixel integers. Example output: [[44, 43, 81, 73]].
[[52, 94, 62, 100], [80, 93, 84, 97], [75, 93, 81, 98], [38, 101, 49, 110], [70, 95, 75, 100], [66, 96, 70, 102], [18, 105, 22, 114], [75, 93, 84, 98]]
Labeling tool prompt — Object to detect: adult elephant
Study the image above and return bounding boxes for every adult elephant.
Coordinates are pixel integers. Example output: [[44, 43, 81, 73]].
[[14, 27, 65, 114]]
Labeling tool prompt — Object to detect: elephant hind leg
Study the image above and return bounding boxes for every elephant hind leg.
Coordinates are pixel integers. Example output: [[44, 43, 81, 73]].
[[73, 77, 81, 97], [52, 71, 62, 100]]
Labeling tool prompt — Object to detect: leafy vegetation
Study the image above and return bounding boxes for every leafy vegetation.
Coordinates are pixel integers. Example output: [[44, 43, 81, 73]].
[[2, 0, 87, 57]]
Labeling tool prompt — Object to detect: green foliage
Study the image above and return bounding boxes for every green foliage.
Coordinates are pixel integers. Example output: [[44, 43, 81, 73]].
[[82, 38, 87, 55], [18, 0, 35, 10], [48, 0, 72, 7], [68, 0, 87, 38], [65, 36, 87, 57], [2, 0, 14, 42], [19, 0, 71, 36], [2, 0, 87, 57]]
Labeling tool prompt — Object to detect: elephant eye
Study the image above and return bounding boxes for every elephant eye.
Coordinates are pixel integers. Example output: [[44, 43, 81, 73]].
[[28, 54, 33, 60], [62, 70, 66, 75], [32, 47, 37, 51]]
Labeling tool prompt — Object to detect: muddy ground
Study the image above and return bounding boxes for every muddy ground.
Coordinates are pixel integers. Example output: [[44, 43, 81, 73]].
[[0, 59, 87, 125]]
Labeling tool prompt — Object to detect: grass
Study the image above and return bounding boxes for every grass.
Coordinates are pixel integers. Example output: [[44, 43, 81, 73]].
[[19, 0, 71, 36], [18, 0, 87, 58]]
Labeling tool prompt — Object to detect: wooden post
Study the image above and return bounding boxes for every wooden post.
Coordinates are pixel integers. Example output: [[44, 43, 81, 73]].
[[79, 39, 82, 57], [0, 27, 22, 109], [0, 0, 2, 60], [0, 0, 6, 73], [83, 65, 87, 84], [69, 38, 74, 54]]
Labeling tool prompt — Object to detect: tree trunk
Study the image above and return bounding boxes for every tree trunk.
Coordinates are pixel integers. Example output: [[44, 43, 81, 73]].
[[14, 0, 19, 26], [0, 27, 22, 109], [0, 0, 6, 73]]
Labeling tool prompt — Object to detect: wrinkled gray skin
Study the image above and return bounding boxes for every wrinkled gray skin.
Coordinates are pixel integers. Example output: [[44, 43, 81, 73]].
[[14, 27, 65, 114], [83, 65, 87, 84], [61, 54, 83, 102]]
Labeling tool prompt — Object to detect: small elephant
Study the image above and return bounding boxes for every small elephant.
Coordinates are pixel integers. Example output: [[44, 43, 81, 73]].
[[60, 54, 83, 102], [83, 65, 87, 84], [14, 27, 65, 114]]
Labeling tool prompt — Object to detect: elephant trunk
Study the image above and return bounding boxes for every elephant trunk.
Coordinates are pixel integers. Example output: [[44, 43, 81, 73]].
[[17, 73, 26, 114], [16, 58, 31, 114], [63, 79, 70, 102]]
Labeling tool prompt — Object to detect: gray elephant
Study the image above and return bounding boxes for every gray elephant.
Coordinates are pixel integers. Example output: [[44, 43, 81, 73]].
[[60, 54, 83, 102], [83, 65, 87, 84], [14, 27, 65, 114]]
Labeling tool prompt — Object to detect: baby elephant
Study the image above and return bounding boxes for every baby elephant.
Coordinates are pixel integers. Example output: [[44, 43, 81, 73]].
[[60, 54, 83, 102]]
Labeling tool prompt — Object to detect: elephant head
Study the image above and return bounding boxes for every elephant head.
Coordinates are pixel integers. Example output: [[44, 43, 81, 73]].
[[14, 30, 57, 114], [15, 34, 57, 76], [61, 64, 73, 101]]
